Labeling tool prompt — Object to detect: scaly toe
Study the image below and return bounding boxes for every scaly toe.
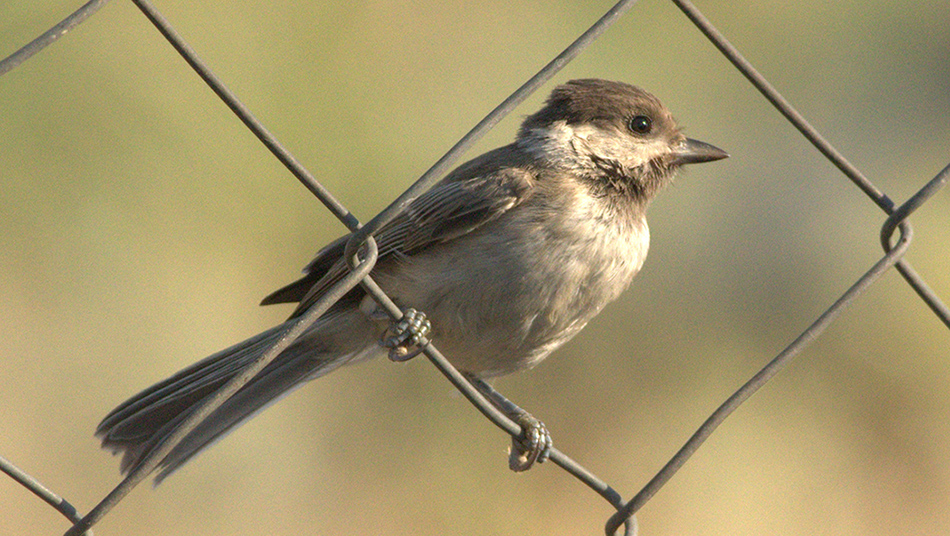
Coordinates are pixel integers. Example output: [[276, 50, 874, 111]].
[[508, 414, 552, 472], [383, 308, 431, 362]]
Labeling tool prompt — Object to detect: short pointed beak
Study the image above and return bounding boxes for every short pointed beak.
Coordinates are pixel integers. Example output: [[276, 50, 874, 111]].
[[670, 138, 729, 166]]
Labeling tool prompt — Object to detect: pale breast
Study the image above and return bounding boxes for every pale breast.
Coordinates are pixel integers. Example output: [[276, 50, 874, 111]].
[[377, 180, 650, 377]]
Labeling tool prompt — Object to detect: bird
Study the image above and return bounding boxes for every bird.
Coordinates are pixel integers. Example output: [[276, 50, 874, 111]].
[[96, 78, 728, 482]]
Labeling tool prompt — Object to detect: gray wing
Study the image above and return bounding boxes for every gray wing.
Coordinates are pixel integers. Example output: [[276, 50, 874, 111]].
[[261, 166, 535, 317]]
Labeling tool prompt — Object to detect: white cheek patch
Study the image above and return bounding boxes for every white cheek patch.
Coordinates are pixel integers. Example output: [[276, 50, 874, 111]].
[[522, 121, 669, 173], [520, 121, 592, 172], [624, 138, 669, 169], [569, 123, 598, 141], [577, 124, 673, 170]]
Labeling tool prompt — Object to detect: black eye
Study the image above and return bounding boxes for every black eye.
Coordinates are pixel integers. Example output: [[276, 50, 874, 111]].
[[628, 115, 652, 134]]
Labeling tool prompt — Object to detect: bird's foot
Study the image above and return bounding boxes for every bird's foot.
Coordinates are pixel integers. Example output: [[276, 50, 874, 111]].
[[383, 308, 431, 362], [509, 413, 552, 472]]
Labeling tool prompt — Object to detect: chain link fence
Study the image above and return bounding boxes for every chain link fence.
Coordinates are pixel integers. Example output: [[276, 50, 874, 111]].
[[2, 1, 948, 535]]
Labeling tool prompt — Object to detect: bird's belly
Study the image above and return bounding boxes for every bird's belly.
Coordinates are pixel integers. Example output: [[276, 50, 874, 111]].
[[377, 215, 648, 377]]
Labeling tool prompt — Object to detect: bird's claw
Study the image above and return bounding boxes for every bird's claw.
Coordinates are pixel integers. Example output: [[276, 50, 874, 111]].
[[383, 308, 431, 362], [508, 413, 552, 472]]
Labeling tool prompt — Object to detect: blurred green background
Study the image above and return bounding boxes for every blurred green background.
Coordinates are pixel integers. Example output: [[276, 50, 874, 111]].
[[2, 1, 949, 535]]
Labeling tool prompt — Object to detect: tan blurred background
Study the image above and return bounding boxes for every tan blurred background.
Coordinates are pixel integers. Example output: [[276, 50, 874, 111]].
[[2, 1, 950, 535]]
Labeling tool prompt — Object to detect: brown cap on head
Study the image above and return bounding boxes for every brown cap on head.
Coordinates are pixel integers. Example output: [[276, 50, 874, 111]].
[[519, 79, 676, 139]]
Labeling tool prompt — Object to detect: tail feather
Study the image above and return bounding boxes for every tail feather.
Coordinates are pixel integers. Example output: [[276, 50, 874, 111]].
[[97, 324, 288, 447], [96, 321, 360, 482]]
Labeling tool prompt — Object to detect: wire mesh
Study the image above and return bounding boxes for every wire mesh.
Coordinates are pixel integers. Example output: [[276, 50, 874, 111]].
[[1, 1, 947, 535]]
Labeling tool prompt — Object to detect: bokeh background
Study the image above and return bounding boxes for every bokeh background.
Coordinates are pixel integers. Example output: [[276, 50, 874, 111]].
[[2, 1, 949, 535]]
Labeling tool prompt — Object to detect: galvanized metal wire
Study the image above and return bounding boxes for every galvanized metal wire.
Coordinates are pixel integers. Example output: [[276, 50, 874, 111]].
[[0, 1, 946, 535]]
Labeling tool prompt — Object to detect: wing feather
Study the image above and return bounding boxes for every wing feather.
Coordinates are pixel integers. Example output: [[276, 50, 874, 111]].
[[261, 164, 534, 318]]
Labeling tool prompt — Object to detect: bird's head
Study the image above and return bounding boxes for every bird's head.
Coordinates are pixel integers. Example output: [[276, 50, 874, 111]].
[[518, 79, 727, 199]]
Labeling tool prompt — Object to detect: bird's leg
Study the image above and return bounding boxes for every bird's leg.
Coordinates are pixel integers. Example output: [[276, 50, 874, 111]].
[[382, 308, 432, 362], [463, 373, 552, 472], [360, 295, 432, 361]]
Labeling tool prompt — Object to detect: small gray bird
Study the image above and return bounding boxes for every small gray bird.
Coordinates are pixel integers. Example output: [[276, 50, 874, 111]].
[[97, 79, 727, 482]]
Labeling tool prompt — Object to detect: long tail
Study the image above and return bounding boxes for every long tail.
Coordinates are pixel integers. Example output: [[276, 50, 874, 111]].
[[96, 321, 356, 483]]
